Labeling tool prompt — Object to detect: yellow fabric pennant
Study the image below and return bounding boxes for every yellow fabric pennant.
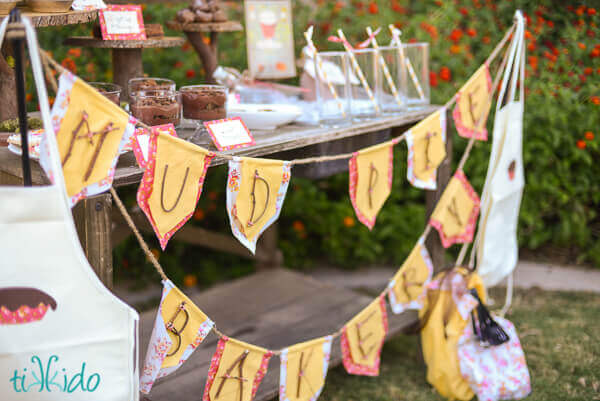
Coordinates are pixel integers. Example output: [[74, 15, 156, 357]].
[[388, 237, 434, 314], [452, 64, 493, 140], [138, 126, 215, 250], [227, 157, 292, 253], [349, 140, 395, 229], [280, 336, 333, 401], [341, 296, 388, 376], [140, 280, 214, 393], [429, 170, 481, 248], [204, 336, 273, 401], [52, 74, 133, 203], [406, 109, 447, 189]]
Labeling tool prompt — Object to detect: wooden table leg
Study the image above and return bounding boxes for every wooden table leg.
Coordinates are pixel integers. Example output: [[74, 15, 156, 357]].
[[425, 109, 453, 273], [185, 31, 218, 83], [73, 193, 114, 289], [0, 53, 18, 121], [112, 48, 143, 100]]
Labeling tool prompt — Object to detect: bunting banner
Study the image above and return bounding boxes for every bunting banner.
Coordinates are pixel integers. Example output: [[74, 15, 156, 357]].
[[137, 126, 215, 250], [348, 139, 398, 229], [279, 336, 333, 401], [226, 157, 292, 254], [140, 280, 214, 394], [429, 170, 481, 248], [452, 64, 493, 140], [130, 125, 173, 169], [203, 336, 273, 401], [405, 109, 447, 190], [340, 296, 388, 376], [39, 71, 135, 206], [387, 236, 434, 314]]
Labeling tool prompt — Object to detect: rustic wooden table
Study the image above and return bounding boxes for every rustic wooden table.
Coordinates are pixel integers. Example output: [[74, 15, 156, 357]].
[[64, 36, 187, 99], [0, 9, 98, 121], [0, 107, 452, 401]]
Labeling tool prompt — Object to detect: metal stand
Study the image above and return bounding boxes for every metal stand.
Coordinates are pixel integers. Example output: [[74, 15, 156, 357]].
[[7, 8, 31, 186]]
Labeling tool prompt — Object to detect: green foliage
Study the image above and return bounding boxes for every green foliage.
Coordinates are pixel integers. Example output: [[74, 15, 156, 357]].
[[29, 0, 600, 276]]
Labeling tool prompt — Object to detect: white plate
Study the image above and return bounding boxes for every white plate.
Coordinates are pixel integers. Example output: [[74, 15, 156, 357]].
[[8, 143, 39, 160], [227, 104, 302, 130]]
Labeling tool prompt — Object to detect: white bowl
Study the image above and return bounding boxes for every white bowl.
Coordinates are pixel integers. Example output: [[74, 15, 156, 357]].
[[227, 104, 302, 130]]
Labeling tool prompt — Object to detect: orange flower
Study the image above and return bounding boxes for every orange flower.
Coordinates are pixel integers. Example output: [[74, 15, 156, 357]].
[[343, 216, 355, 228], [292, 220, 305, 232], [466, 28, 477, 37], [61, 57, 77, 73], [578, 42, 586, 50], [449, 28, 463, 43], [450, 44, 461, 54], [576, 139, 587, 149], [584, 67, 593, 75], [333, 0, 344, 13], [585, 131, 594, 140], [590, 48, 600, 58], [525, 30, 532, 40], [588, 7, 596, 15], [67, 48, 81, 58], [193, 208, 205, 221], [368, 1, 378, 14], [183, 274, 197, 288], [527, 42, 536, 52], [482, 36, 491, 44], [439, 66, 451, 81], [591, 96, 600, 105], [528, 55, 538, 70], [25, 93, 33, 102]]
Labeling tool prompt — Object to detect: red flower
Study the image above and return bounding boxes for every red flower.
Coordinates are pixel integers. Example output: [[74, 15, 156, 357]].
[[391, 1, 405, 13], [584, 67, 593, 75], [429, 71, 438, 87], [588, 7, 596, 15], [575, 6, 586, 16], [547, 20, 554, 28], [585, 131, 594, 140], [591, 96, 600, 105], [482, 35, 491, 44], [525, 30, 533, 40], [576, 139, 586, 149], [61, 57, 77, 73], [591, 48, 600, 58], [186, 69, 196, 78], [174, 61, 183, 68], [578, 42, 586, 50], [579, 74, 587, 83], [466, 28, 477, 37], [368, 1, 378, 14], [587, 29, 596, 38], [67, 48, 81, 58], [528, 42, 536, 52], [528, 56, 538, 70], [439, 66, 451, 81], [459, 7, 468, 16], [449, 28, 463, 43]]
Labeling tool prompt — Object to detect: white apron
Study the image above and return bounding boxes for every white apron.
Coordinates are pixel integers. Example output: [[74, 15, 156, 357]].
[[476, 12, 525, 288], [0, 17, 139, 401]]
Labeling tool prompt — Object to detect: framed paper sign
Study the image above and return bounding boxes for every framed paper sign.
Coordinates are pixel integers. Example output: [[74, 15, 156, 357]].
[[244, 0, 296, 79], [99, 5, 146, 40], [204, 117, 256, 151]]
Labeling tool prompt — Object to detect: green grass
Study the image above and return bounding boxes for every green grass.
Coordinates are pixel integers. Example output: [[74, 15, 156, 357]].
[[317, 288, 600, 401]]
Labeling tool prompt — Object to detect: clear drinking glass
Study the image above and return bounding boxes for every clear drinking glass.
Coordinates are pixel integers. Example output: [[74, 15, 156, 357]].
[[130, 90, 181, 127], [180, 85, 227, 122], [89, 82, 122, 106], [375, 46, 404, 114], [128, 77, 176, 101], [349, 48, 380, 120], [399, 42, 430, 108], [314, 51, 351, 126]]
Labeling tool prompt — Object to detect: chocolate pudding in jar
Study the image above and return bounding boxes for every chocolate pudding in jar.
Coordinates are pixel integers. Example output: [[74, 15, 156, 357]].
[[128, 77, 176, 100], [130, 90, 181, 127], [90, 82, 122, 105], [180, 85, 227, 121]]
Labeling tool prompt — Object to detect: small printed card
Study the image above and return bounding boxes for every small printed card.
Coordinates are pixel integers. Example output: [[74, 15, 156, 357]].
[[204, 117, 256, 151], [99, 5, 146, 40], [72, 0, 107, 11]]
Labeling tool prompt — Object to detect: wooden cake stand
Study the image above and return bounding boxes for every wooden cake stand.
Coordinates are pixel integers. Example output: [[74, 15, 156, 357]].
[[64, 36, 186, 99], [165, 20, 243, 83], [0, 9, 98, 121]]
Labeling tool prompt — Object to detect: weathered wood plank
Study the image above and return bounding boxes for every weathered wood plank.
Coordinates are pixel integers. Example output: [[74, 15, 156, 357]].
[[72, 193, 114, 288], [0, 9, 97, 27], [139, 269, 418, 401], [64, 36, 186, 48]]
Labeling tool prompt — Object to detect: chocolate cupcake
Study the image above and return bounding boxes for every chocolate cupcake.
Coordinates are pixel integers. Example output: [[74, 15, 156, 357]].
[[180, 85, 227, 121], [130, 90, 182, 127], [0, 287, 57, 325], [89, 82, 121, 105]]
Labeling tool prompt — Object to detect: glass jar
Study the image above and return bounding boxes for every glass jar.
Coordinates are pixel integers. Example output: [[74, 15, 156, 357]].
[[128, 77, 176, 101], [349, 48, 380, 120], [375, 46, 405, 115], [313, 51, 351, 126], [130, 90, 181, 127], [89, 82, 122, 106], [180, 85, 227, 122], [399, 42, 430, 108]]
